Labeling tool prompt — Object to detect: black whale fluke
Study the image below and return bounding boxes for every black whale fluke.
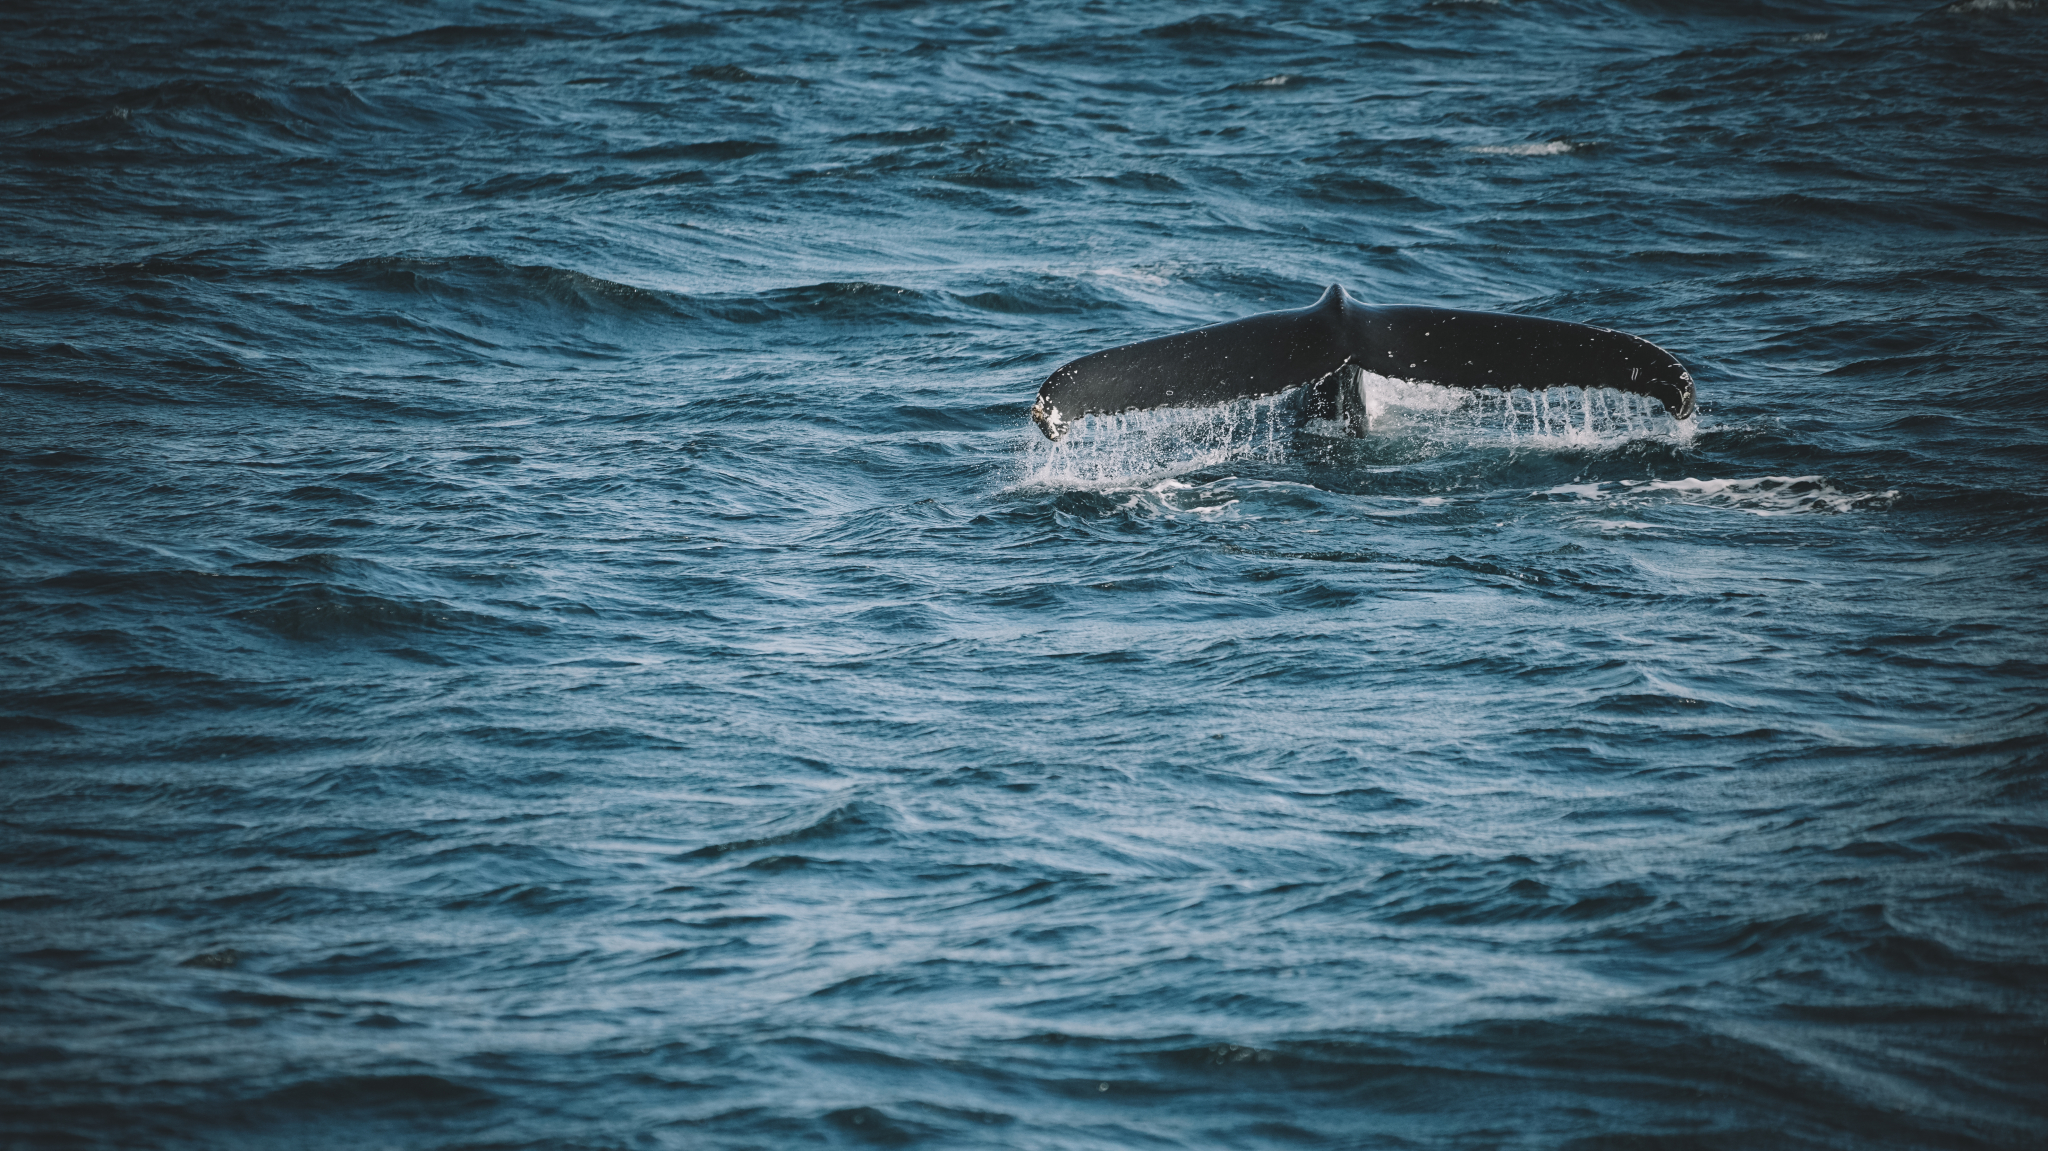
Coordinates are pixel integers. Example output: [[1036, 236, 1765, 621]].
[[1030, 284, 1695, 440]]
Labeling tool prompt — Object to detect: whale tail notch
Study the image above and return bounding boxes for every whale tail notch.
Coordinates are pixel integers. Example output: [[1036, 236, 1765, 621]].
[[1030, 284, 1695, 440]]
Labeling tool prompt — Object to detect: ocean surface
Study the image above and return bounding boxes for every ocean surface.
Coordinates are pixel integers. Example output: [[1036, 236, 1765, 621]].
[[3, 1, 2046, 1147]]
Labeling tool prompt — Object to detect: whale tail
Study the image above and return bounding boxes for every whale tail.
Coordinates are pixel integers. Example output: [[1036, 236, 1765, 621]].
[[1030, 285, 1695, 440]]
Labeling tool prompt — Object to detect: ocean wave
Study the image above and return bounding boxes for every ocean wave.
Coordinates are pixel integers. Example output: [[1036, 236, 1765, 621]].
[[683, 799, 901, 860], [368, 24, 587, 48], [231, 586, 543, 642], [3, 78, 537, 154], [322, 255, 695, 320], [714, 281, 951, 325], [1143, 14, 1304, 41], [260, 1073, 496, 1111], [1939, 0, 2039, 12]]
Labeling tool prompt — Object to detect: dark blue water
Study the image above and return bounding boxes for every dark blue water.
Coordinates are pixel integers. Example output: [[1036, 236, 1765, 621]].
[[4, 2, 2046, 1147]]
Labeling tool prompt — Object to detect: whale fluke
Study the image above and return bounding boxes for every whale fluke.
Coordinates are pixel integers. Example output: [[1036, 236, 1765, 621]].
[[1030, 285, 1695, 440]]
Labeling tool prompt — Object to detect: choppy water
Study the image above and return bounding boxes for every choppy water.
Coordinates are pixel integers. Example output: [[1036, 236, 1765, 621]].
[[4, 2, 2046, 1148]]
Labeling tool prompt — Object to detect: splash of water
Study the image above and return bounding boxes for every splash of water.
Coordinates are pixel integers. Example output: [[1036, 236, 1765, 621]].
[[1347, 372, 1690, 447], [1013, 391, 1297, 490], [1015, 376, 1695, 491]]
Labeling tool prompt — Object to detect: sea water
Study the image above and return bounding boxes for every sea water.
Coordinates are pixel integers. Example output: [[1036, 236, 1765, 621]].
[[2, 2, 2044, 1148]]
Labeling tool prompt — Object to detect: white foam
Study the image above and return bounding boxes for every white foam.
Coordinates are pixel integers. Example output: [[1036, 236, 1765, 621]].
[[1466, 140, 1578, 156], [1538, 475, 1897, 516]]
